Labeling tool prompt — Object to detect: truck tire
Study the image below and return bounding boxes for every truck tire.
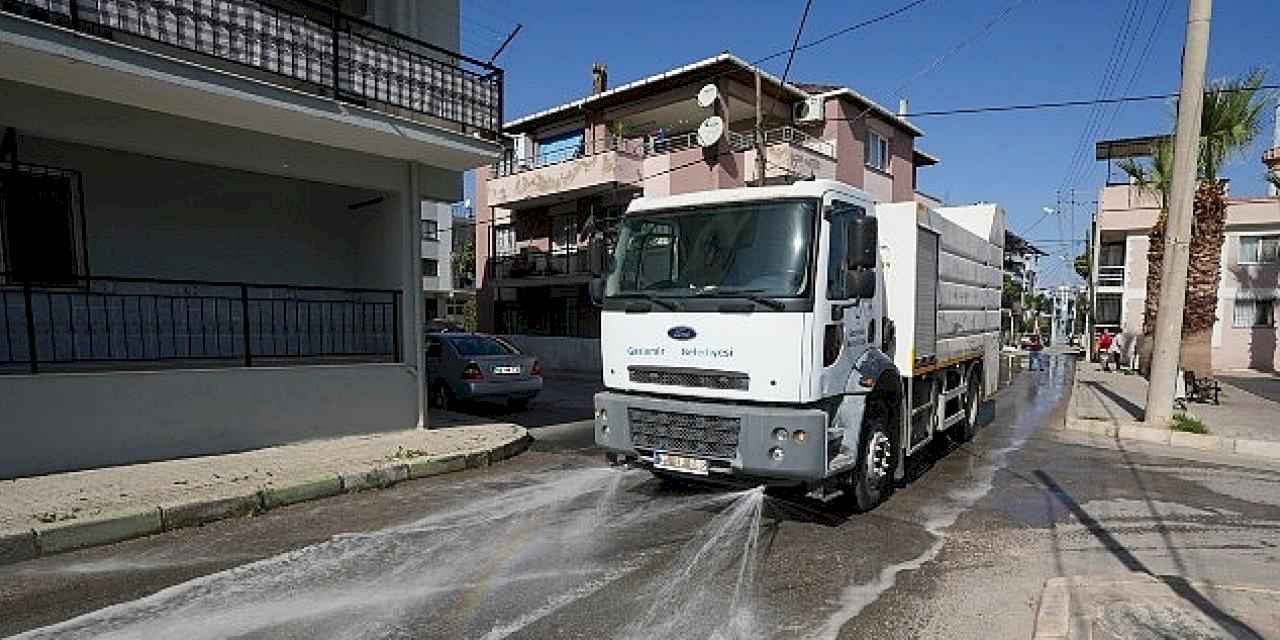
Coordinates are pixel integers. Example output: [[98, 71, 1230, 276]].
[[851, 395, 896, 512], [959, 368, 982, 442]]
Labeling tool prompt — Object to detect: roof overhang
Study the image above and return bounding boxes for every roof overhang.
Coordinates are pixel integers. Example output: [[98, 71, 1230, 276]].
[[914, 148, 941, 166], [1095, 135, 1171, 160], [502, 53, 810, 133], [810, 88, 924, 137]]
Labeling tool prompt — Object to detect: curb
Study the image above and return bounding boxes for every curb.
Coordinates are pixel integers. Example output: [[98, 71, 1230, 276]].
[[1062, 417, 1280, 462], [1032, 574, 1280, 639], [2, 426, 531, 566]]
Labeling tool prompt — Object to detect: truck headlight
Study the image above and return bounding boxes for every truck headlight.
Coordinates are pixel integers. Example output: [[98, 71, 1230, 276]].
[[768, 447, 784, 462], [792, 430, 808, 443], [771, 427, 789, 441], [597, 408, 608, 423]]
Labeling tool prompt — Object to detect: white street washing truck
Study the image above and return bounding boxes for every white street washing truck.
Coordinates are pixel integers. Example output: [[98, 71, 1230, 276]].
[[590, 179, 1005, 510]]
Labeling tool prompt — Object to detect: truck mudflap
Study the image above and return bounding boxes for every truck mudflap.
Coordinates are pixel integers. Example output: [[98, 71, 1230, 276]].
[[593, 391, 831, 484]]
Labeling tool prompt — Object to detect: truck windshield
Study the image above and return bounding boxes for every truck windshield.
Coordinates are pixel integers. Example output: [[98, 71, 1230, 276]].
[[605, 199, 816, 299]]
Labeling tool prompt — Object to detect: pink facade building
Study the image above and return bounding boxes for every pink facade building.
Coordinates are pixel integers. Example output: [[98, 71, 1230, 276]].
[[473, 53, 938, 355], [1093, 171, 1280, 372]]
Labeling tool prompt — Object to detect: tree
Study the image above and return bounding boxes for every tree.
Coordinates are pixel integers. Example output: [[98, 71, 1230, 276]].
[[1074, 234, 1091, 282], [1117, 69, 1270, 374], [1267, 172, 1280, 192]]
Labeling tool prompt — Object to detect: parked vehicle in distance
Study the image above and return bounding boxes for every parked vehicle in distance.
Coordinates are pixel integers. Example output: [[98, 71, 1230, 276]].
[[426, 333, 542, 411], [426, 318, 466, 334]]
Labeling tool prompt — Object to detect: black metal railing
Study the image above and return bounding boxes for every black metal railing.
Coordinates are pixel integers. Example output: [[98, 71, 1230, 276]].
[[0, 273, 401, 373], [2, 0, 503, 137], [489, 247, 598, 281]]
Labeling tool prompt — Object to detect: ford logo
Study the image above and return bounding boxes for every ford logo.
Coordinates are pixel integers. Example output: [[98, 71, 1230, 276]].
[[668, 326, 697, 341]]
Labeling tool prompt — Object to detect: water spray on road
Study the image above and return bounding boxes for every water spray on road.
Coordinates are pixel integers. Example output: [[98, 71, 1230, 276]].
[[12, 468, 773, 640]]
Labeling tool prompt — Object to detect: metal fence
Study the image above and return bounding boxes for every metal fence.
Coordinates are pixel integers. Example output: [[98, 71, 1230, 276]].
[[0, 273, 401, 373], [3, 0, 503, 136]]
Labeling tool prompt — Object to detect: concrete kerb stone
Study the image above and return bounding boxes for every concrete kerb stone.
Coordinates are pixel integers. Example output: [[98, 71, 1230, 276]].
[[34, 508, 163, 555], [259, 474, 343, 509], [160, 493, 260, 531], [1236, 438, 1280, 460], [0, 425, 530, 567], [0, 529, 39, 565]]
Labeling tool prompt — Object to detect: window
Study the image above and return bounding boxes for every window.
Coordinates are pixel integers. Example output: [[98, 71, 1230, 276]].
[[552, 215, 579, 255], [826, 201, 867, 300], [448, 336, 517, 356], [1233, 298, 1275, 328], [446, 299, 466, 317], [1240, 235, 1280, 264], [1, 164, 86, 283], [865, 130, 890, 173], [421, 219, 438, 241], [1095, 294, 1122, 325], [422, 258, 438, 277], [1099, 242, 1125, 266], [495, 225, 517, 257]]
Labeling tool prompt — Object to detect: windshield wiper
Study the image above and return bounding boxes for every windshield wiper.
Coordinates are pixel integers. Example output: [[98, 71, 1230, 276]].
[[693, 288, 786, 311], [611, 292, 681, 311]]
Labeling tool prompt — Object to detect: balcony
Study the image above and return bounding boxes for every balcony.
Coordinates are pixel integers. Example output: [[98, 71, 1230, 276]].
[[744, 126, 836, 182], [1096, 265, 1125, 288], [1, 273, 400, 373], [487, 245, 602, 287], [3, 0, 501, 135], [487, 136, 644, 208]]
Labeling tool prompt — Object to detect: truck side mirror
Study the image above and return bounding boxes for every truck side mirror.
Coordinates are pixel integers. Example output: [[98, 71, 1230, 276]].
[[845, 269, 876, 299], [846, 216, 878, 270], [589, 277, 605, 307]]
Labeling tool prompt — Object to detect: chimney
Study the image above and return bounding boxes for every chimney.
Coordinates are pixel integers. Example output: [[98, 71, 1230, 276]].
[[898, 98, 909, 119], [591, 63, 608, 95]]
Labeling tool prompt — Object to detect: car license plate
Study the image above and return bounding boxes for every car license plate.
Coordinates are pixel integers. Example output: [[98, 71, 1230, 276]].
[[653, 452, 709, 475], [493, 366, 520, 374]]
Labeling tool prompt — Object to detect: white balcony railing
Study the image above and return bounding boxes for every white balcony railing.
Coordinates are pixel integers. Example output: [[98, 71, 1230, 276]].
[[1097, 265, 1125, 287]]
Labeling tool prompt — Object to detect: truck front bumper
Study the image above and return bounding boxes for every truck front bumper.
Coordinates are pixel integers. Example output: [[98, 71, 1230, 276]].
[[593, 391, 830, 484]]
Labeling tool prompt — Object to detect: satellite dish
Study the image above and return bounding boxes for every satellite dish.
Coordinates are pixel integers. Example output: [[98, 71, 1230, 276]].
[[697, 116, 725, 147], [696, 83, 719, 109]]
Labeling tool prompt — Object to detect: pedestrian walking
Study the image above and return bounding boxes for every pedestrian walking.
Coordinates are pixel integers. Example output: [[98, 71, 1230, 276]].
[[1098, 329, 1114, 370], [1027, 334, 1044, 371], [1107, 336, 1123, 372]]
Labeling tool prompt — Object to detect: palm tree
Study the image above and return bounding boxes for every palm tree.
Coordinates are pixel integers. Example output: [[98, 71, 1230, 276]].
[[1118, 69, 1270, 374]]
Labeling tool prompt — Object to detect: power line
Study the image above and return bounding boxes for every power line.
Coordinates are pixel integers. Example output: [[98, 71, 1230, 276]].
[[1058, 0, 1147, 193], [825, 85, 1280, 119], [766, 0, 814, 127], [1076, 0, 1174, 190], [754, 0, 934, 66]]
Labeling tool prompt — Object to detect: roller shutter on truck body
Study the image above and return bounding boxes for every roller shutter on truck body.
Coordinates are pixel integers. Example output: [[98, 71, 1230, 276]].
[[915, 227, 940, 363]]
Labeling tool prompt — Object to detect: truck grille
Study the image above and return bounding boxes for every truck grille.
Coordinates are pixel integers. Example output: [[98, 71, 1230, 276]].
[[627, 366, 749, 391], [628, 408, 741, 459]]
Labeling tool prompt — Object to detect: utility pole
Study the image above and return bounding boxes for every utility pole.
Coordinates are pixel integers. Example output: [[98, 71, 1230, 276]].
[[1086, 212, 1097, 361], [755, 69, 767, 186], [1145, 0, 1213, 425]]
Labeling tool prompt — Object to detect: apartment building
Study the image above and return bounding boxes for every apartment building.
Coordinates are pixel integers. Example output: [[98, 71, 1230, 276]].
[[1092, 137, 1280, 372], [473, 53, 936, 369], [0, 0, 503, 476]]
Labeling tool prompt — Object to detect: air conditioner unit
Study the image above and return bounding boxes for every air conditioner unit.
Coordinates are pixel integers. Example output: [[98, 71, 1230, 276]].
[[792, 97, 824, 124]]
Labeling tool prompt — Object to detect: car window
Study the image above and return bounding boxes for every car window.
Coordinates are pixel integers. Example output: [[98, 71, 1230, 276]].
[[447, 336, 517, 356], [426, 338, 443, 358]]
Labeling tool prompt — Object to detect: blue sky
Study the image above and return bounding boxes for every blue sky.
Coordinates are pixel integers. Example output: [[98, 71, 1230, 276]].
[[459, 0, 1279, 287]]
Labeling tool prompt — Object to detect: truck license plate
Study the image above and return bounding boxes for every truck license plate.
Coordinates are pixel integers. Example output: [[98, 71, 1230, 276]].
[[653, 452, 709, 475], [493, 366, 520, 374]]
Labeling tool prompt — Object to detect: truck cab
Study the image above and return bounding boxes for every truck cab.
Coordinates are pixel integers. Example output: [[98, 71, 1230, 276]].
[[592, 180, 1003, 509]]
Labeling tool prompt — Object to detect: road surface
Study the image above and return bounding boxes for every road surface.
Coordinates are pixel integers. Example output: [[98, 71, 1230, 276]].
[[3, 359, 1279, 639]]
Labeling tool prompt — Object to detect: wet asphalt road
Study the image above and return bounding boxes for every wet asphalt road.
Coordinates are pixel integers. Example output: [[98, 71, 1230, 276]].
[[3, 358, 1280, 639]]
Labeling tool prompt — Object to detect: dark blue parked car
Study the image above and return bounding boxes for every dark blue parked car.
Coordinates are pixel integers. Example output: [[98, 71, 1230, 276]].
[[426, 333, 542, 411]]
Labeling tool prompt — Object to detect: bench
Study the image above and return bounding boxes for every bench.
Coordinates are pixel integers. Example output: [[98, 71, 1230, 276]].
[[1183, 371, 1221, 405]]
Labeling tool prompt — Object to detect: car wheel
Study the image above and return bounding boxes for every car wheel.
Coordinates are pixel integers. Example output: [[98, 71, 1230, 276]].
[[433, 384, 454, 412], [851, 396, 895, 512]]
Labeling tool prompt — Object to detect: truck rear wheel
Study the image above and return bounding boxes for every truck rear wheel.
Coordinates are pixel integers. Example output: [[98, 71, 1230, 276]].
[[955, 367, 982, 443], [851, 396, 895, 512]]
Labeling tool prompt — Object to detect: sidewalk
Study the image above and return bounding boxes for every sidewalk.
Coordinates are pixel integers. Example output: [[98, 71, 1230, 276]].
[[0, 423, 529, 566], [1066, 361, 1280, 459]]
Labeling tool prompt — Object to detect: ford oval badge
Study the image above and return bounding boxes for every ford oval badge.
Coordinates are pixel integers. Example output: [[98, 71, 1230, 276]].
[[668, 326, 697, 341]]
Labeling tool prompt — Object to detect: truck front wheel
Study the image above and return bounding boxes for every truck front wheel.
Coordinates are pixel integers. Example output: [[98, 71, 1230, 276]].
[[851, 396, 896, 512]]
